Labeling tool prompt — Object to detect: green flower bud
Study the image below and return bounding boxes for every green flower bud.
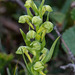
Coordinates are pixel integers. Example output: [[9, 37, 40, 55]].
[[32, 16, 42, 26], [33, 61, 44, 71], [41, 48, 48, 54], [26, 30, 36, 40], [43, 21, 53, 33], [16, 46, 33, 63], [30, 41, 41, 50], [25, 46, 36, 56], [37, 21, 53, 40], [16, 46, 28, 54], [38, 21, 53, 33], [39, 48, 48, 61], [24, 0, 38, 15], [42, 5, 53, 15], [24, 0, 32, 8], [16, 45, 36, 56], [18, 15, 32, 23]]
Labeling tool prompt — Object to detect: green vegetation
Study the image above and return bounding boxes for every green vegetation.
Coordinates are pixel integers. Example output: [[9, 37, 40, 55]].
[[0, 0, 75, 75], [16, 0, 59, 75]]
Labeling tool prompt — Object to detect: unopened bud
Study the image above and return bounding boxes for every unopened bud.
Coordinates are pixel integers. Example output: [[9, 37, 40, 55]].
[[18, 15, 32, 23], [26, 30, 36, 40], [24, 0, 32, 8], [16, 46, 28, 54], [41, 48, 48, 54], [24, 0, 38, 15], [37, 21, 53, 33], [30, 41, 41, 50], [43, 21, 53, 33], [32, 16, 42, 26], [42, 5, 53, 15], [33, 61, 44, 71]]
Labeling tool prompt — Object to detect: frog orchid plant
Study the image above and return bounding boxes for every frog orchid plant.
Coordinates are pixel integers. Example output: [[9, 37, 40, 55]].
[[16, 0, 60, 75]]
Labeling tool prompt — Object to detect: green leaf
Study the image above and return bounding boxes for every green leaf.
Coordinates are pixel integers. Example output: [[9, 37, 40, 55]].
[[43, 37, 60, 64], [20, 29, 31, 46], [51, 12, 65, 24], [53, 40, 60, 59], [39, 0, 45, 10], [62, 26, 75, 55], [14, 66, 18, 75], [71, 8, 75, 20], [39, 0, 45, 18]]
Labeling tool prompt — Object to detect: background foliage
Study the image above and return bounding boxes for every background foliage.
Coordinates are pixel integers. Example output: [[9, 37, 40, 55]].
[[0, 0, 75, 75]]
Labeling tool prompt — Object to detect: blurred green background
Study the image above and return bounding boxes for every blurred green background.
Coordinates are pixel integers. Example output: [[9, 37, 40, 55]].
[[0, 0, 75, 75]]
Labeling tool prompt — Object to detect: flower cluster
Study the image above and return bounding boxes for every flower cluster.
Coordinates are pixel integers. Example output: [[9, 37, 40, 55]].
[[16, 0, 59, 75]]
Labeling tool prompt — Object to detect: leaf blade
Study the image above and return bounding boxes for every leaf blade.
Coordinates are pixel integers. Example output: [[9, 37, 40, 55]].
[[62, 26, 75, 55], [43, 37, 60, 64], [20, 29, 31, 46]]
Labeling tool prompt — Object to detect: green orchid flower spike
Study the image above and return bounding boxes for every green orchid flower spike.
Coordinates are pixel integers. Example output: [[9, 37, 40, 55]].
[[16, 0, 60, 75]]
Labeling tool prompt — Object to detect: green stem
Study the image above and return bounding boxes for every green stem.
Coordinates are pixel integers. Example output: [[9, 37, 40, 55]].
[[39, 0, 45, 9], [31, 1, 39, 15], [35, 51, 40, 61], [41, 30, 46, 41], [39, 71, 46, 75], [36, 25, 39, 32], [21, 49, 33, 75], [29, 25, 30, 30], [46, 12, 50, 21], [37, 27, 44, 34], [24, 51, 32, 63], [39, 0, 45, 18], [27, 8, 33, 17], [14, 66, 18, 75], [27, 22, 34, 29]]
